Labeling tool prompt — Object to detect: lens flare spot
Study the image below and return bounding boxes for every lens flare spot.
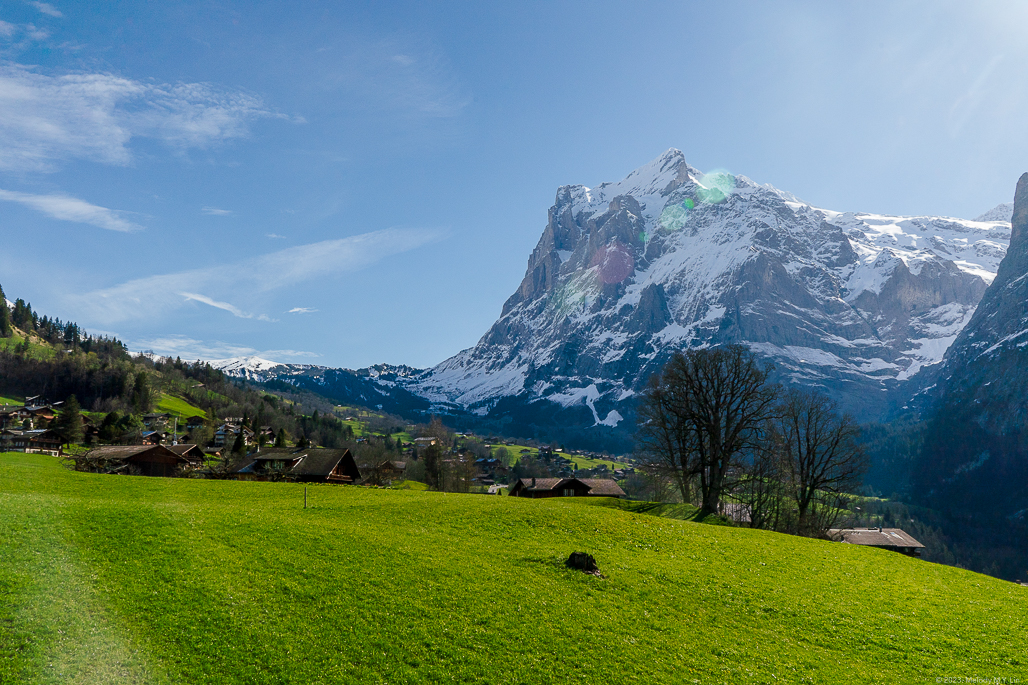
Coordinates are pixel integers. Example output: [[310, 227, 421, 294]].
[[695, 169, 735, 204], [659, 203, 689, 232], [683, 198, 695, 210], [590, 240, 634, 284], [548, 269, 600, 319]]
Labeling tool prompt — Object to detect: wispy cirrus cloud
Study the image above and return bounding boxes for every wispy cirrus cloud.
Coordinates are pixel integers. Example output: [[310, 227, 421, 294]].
[[0, 187, 142, 231], [27, 1, 62, 18], [180, 292, 275, 321], [0, 63, 289, 172], [201, 206, 232, 216], [129, 334, 320, 362], [71, 226, 444, 324], [288, 307, 317, 314]]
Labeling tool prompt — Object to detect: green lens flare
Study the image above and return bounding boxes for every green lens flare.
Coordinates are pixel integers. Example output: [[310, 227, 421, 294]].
[[659, 203, 690, 232], [695, 170, 735, 204]]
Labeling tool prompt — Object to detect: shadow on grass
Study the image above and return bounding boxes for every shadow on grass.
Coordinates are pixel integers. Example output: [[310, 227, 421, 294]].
[[571, 497, 736, 526]]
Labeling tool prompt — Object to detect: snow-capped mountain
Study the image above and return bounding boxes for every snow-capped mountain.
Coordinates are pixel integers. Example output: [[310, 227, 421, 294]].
[[209, 356, 321, 382], [405, 149, 1010, 426]]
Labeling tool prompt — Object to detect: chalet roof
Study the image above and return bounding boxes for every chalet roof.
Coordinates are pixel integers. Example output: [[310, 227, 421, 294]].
[[289, 449, 351, 477], [2, 428, 54, 436], [81, 445, 187, 461], [513, 477, 626, 497], [168, 444, 206, 459], [828, 528, 925, 549], [576, 478, 627, 497], [251, 448, 301, 461], [378, 460, 406, 470], [519, 478, 564, 491]]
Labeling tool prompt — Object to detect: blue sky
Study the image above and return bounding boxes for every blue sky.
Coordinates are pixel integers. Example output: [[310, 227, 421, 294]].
[[1, 0, 1026, 368]]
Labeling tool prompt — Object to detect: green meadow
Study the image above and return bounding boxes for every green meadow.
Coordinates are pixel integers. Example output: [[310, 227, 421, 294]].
[[1, 452, 1025, 684], [155, 394, 207, 420]]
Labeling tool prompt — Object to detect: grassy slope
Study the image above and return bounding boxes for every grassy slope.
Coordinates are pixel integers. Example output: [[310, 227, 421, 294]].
[[0, 334, 55, 361], [1, 453, 1025, 684], [155, 394, 207, 419]]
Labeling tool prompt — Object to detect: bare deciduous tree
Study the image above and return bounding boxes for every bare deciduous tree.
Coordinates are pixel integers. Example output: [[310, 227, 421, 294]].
[[636, 372, 694, 503], [738, 439, 791, 531], [772, 388, 867, 535], [638, 345, 778, 516]]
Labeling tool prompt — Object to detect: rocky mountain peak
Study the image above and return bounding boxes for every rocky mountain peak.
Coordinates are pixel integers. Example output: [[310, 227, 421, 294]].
[[407, 150, 1011, 436]]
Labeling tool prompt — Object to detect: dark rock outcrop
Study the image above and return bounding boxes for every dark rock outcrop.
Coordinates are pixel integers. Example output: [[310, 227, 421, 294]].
[[914, 173, 1028, 519]]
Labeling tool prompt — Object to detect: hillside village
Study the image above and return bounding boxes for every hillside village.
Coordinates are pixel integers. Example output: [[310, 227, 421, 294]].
[[0, 288, 968, 568]]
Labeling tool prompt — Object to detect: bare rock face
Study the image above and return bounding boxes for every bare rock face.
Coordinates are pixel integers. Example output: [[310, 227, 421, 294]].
[[408, 150, 1009, 436], [914, 173, 1028, 518]]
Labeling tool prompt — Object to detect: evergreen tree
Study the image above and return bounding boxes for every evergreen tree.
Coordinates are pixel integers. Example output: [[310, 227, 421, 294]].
[[396, 436, 403, 450], [275, 428, 287, 448], [230, 432, 246, 455], [56, 394, 84, 445], [11, 299, 28, 331], [0, 284, 11, 337], [132, 372, 153, 413], [296, 434, 310, 449]]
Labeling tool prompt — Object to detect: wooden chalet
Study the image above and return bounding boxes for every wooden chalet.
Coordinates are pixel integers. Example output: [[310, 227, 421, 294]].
[[167, 444, 207, 466], [142, 413, 172, 429], [0, 404, 58, 429], [828, 528, 925, 557], [375, 459, 407, 482], [233, 447, 361, 484], [77, 445, 192, 477], [214, 423, 255, 448], [0, 428, 63, 455], [508, 477, 625, 499], [185, 415, 207, 430]]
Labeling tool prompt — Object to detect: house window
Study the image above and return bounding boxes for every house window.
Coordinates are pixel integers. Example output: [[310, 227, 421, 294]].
[[563, 488, 575, 497]]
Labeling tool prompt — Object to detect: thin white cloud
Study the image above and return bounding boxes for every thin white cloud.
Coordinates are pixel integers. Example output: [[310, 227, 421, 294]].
[[201, 206, 232, 216], [27, 1, 62, 17], [263, 349, 319, 359], [71, 226, 444, 324], [180, 292, 253, 319], [0, 21, 15, 37], [127, 334, 319, 362], [288, 307, 317, 314], [324, 39, 470, 119], [0, 187, 142, 231], [0, 63, 286, 172], [267, 233, 286, 238]]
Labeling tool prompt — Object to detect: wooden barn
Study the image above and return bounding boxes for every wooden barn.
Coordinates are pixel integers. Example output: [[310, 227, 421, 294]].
[[234, 448, 361, 484], [508, 477, 625, 499], [77, 445, 192, 477], [828, 528, 925, 557], [375, 459, 407, 482]]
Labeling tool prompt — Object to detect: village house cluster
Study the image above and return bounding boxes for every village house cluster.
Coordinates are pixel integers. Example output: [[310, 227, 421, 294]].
[[0, 397, 64, 455]]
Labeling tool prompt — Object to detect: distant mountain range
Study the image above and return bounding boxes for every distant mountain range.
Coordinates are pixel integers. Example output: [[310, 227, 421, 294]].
[[211, 150, 1012, 446]]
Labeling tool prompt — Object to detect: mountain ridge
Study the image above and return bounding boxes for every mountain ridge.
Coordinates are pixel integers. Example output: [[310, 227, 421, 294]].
[[212, 150, 1011, 444]]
